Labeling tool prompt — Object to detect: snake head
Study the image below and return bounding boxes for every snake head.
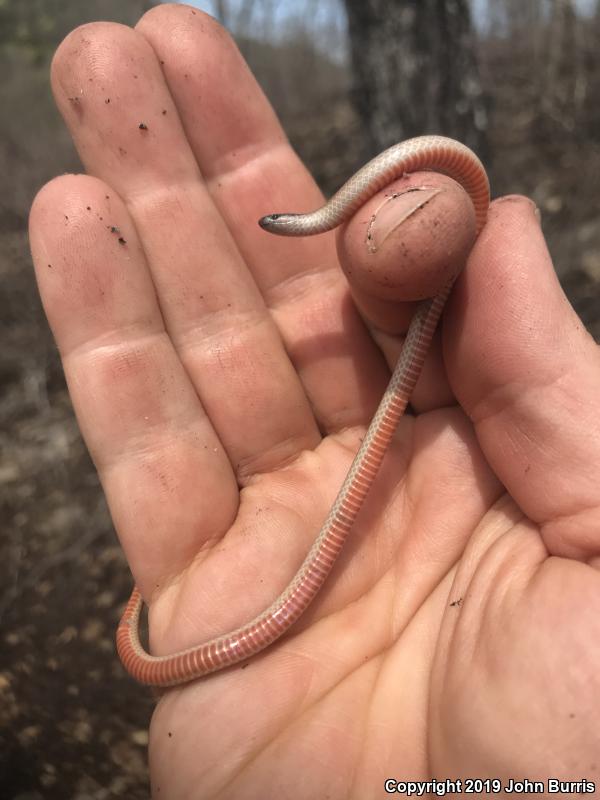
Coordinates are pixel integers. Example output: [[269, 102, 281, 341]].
[[258, 213, 302, 236]]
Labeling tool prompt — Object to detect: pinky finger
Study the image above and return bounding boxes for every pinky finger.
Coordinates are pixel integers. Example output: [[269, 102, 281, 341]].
[[29, 174, 239, 597]]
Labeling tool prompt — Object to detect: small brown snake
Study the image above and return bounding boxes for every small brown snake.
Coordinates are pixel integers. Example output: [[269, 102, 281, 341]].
[[116, 135, 490, 686]]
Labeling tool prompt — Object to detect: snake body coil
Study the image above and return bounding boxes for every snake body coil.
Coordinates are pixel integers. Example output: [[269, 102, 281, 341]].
[[117, 135, 490, 687]]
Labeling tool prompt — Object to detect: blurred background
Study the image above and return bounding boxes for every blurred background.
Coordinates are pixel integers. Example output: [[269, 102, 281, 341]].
[[1, 1, 599, 798]]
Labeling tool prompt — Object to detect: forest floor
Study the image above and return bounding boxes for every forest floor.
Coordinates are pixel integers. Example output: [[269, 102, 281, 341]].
[[1, 99, 599, 800]]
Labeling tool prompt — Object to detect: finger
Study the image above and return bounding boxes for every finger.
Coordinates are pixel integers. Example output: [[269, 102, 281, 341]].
[[336, 172, 478, 412], [29, 174, 237, 595], [50, 20, 320, 483], [136, 4, 392, 433], [445, 196, 600, 559]]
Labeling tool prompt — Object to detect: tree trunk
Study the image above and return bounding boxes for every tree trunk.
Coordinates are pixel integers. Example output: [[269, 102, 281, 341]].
[[343, 0, 488, 161], [539, 0, 586, 140]]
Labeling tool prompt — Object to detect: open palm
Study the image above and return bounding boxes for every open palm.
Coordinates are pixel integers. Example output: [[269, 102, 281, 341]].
[[29, 6, 600, 799]]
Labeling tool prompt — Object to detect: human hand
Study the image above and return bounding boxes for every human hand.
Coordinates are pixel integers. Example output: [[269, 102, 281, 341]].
[[29, 6, 600, 799]]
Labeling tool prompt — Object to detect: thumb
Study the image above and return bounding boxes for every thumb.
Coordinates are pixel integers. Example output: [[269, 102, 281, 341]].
[[445, 197, 600, 562]]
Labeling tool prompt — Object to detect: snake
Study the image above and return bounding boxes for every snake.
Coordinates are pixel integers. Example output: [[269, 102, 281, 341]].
[[116, 135, 490, 686]]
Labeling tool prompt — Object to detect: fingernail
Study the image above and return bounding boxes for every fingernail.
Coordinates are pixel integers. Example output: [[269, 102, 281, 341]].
[[366, 187, 442, 253]]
